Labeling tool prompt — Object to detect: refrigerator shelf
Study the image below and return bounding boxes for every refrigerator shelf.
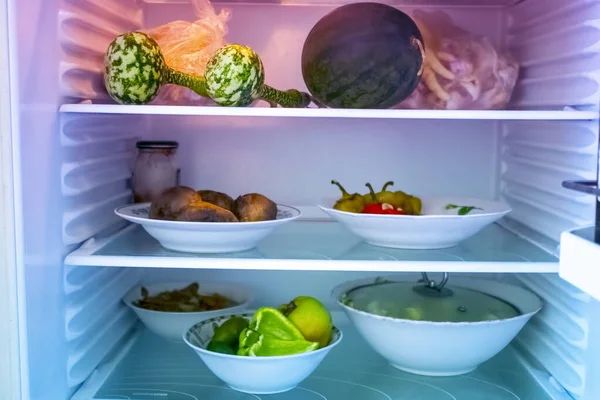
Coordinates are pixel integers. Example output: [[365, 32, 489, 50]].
[[65, 221, 558, 272], [59, 104, 598, 121], [72, 314, 564, 400]]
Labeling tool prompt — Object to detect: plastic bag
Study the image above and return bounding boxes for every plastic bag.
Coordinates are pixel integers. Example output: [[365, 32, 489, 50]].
[[144, 0, 230, 105], [397, 10, 519, 110]]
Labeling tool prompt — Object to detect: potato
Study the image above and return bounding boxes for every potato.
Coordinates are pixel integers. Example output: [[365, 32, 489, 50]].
[[197, 190, 234, 212], [233, 193, 277, 222], [149, 186, 201, 220], [176, 200, 239, 222]]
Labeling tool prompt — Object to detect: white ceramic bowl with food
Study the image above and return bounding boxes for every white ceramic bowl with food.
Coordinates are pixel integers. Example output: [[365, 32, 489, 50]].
[[183, 312, 343, 394], [115, 203, 301, 253], [333, 275, 542, 376], [123, 282, 253, 342], [319, 197, 511, 249]]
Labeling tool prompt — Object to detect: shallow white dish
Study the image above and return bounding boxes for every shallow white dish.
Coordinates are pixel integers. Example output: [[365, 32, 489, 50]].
[[183, 312, 343, 395], [333, 276, 542, 376], [115, 202, 301, 253], [319, 197, 511, 249], [123, 282, 253, 342]]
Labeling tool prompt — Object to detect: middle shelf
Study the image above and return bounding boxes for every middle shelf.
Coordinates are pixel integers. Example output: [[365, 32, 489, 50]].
[[65, 221, 558, 273]]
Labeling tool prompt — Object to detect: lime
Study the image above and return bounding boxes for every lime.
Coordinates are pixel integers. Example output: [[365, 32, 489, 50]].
[[207, 340, 237, 355], [237, 327, 318, 357], [250, 307, 305, 341], [212, 316, 249, 345]]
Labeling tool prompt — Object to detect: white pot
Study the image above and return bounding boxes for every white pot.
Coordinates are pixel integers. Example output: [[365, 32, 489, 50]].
[[332, 276, 542, 376]]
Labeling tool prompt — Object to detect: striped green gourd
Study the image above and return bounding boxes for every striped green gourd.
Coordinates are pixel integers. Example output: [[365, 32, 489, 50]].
[[104, 32, 310, 108], [205, 44, 311, 108], [104, 32, 208, 105]]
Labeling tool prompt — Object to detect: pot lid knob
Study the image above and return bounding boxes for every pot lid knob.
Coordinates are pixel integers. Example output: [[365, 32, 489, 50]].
[[413, 272, 454, 297]]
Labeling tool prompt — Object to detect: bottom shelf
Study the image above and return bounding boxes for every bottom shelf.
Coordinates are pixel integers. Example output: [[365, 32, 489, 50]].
[[74, 315, 560, 400]]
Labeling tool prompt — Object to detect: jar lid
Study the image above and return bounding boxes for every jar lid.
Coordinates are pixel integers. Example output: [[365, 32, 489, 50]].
[[343, 278, 520, 323], [136, 141, 179, 149]]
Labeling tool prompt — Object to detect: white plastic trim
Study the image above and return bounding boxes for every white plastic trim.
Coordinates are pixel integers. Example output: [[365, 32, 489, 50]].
[[560, 227, 600, 301], [59, 104, 599, 120]]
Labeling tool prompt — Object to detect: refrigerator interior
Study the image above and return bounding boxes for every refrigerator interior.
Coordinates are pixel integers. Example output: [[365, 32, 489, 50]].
[[8, 0, 600, 399]]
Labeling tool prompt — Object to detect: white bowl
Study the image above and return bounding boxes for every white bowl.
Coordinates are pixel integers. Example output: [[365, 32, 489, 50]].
[[115, 203, 301, 253], [123, 282, 253, 342], [333, 276, 542, 376], [319, 197, 511, 249], [183, 312, 343, 394]]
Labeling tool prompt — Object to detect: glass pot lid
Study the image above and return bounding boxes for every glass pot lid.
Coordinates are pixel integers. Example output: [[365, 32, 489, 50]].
[[342, 273, 520, 323]]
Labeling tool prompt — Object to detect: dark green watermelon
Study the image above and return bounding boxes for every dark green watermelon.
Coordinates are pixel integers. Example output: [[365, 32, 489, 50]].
[[301, 3, 424, 109]]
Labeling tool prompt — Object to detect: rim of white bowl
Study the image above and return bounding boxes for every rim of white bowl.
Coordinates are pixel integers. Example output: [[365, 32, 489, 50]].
[[318, 200, 511, 220], [183, 312, 343, 360], [123, 282, 254, 315], [115, 203, 302, 226], [332, 276, 543, 326]]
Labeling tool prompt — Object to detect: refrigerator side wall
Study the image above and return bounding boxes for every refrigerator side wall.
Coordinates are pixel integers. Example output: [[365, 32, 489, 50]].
[[59, 1, 145, 398], [0, 0, 25, 398], [15, 0, 73, 396], [10, 0, 144, 398]]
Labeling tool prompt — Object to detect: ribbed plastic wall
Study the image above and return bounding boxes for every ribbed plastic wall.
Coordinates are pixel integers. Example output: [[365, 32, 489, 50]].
[[59, 0, 143, 390], [59, 0, 142, 101], [503, 1, 600, 398], [61, 113, 139, 245], [500, 120, 597, 241], [508, 0, 600, 109], [502, 0, 600, 244], [64, 265, 142, 388], [511, 274, 592, 398], [61, 111, 143, 389]]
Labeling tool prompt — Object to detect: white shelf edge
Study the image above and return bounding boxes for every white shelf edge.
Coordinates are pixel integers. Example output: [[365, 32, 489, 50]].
[[64, 255, 558, 272], [64, 224, 559, 273], [142, 0, 522, 6], [59, 104, 598, 121]]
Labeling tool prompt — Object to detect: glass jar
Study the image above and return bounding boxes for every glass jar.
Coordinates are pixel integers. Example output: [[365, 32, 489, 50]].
[[133, 141, 180, 203]]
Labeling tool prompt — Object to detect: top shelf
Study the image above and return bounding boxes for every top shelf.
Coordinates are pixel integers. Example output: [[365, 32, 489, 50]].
[[59, 104, 598, 121], [65, 221, 558, 273]]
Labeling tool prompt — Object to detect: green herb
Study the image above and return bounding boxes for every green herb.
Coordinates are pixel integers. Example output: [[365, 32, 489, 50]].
[[445, 204, 483, 215]]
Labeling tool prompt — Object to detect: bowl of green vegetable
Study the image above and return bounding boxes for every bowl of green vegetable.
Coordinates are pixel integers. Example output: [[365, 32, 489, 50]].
[[183, 308, 343, 394], [333, 274, 542, 376]]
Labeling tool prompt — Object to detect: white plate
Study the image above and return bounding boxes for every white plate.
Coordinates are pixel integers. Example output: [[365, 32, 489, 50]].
[[115, 203, 301, 253], [319, 197, 511, 249]]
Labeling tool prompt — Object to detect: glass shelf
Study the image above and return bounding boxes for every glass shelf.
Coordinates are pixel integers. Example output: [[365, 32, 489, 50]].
[[73, 314, 561, 400], [65, 221, 558, 273]]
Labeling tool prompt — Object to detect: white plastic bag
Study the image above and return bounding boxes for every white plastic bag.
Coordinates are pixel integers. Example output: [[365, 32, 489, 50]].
[[144, 0, 230, 105], [398, 10, 519, 110]]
